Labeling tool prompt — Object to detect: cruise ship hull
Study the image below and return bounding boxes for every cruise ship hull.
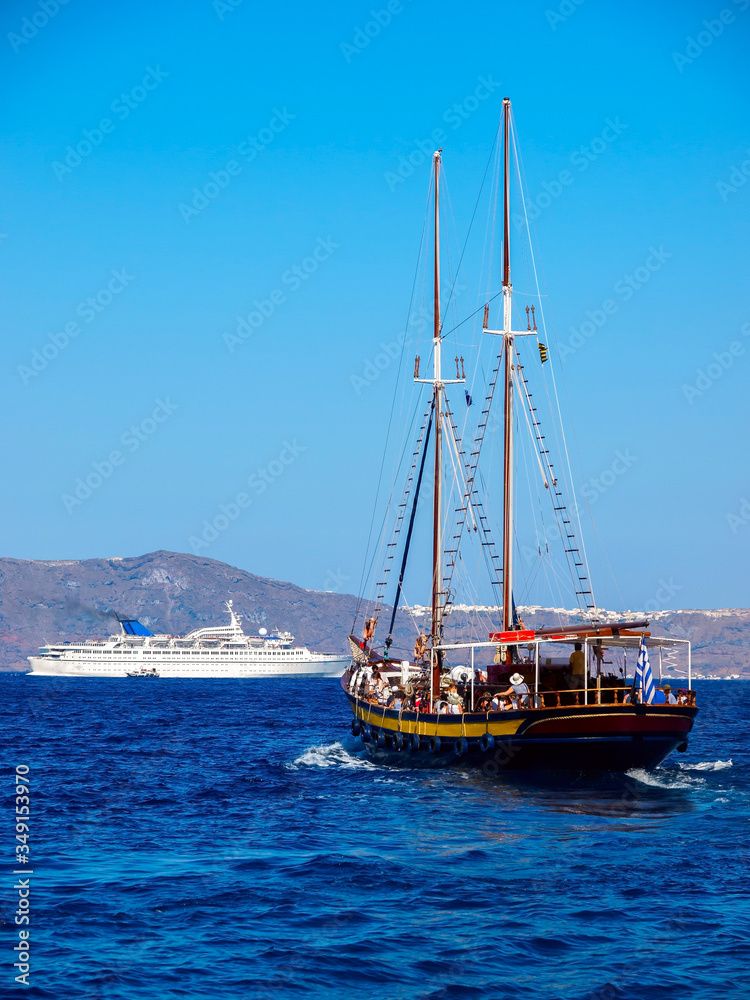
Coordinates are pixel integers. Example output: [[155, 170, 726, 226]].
[[27, 655, 349, 679]]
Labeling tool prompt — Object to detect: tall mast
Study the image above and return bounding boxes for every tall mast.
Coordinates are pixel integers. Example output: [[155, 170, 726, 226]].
[[501, 98, 514, 632], [431, 149, 443, 669], [483, 99, 536, 631], [413, 149, 464, 686]]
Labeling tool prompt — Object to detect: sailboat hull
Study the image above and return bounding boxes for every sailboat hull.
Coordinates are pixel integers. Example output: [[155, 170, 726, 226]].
[[345, 687, 698, 772]]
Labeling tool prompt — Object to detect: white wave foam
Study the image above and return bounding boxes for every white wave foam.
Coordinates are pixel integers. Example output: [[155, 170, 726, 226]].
[[626, 768, 694, 790], [678, 760, 733, 772], [289, 741, 377, 771]]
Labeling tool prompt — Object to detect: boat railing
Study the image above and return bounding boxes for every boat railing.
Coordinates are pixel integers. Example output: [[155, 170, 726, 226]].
[[350, 634, 696, 709], [468, 686, 697, 710], [351, 684, 697, 713]]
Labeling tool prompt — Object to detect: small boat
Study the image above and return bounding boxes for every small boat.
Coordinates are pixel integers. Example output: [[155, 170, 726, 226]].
[[343, 99, 698, 771], [126, 667, 160, 678]]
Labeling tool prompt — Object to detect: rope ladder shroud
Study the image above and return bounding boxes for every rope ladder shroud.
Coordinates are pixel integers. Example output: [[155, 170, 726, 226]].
[[514, 356, 596, 615], [441, 388, 505, 617]]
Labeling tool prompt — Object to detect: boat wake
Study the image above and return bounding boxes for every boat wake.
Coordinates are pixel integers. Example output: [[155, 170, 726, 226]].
[[677, 759, 733, 772], [289, 741, 377, 771], [626, 768, 695, 790]]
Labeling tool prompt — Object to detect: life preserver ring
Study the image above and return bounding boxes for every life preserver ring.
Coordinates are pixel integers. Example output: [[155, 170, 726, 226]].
[[453, 737, 469, 757], [362, 724, 372, 743], [479, 732, 495, 752], [351, 718, 362, 736], [429, 735, 442, 754], [393, 732, 405, 751]]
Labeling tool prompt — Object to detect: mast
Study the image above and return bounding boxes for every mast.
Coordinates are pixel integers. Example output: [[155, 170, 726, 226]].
[[501, 98, 514, 632], [431, 149, 444, 672], [412, 149, 464, 689]]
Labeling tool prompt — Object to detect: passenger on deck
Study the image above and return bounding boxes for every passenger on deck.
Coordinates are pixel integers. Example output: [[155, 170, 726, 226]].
[[476, 690, 492, 712], [372, 671, 389, 704], [569, 643, 586, 689], [363, 670, 377, 701], [677, 689, 688, 705], [415, 688, 431, 713], [491, 692, 514, 711], [446, 682, 464, 714], [498, 672, 530, 708], [661, 684, 677, 705], [475, 667, 488, 684], [387, 687, 403, 710]]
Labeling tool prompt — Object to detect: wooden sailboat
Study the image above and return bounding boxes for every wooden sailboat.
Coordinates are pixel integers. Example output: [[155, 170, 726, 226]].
[[343, 99, 697, 770]]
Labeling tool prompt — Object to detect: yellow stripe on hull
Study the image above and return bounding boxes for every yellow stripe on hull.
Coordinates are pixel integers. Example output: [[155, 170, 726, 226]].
[[352, 701, 525, 737]]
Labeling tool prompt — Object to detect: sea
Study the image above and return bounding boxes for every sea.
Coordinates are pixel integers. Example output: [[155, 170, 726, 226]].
[[2, 674, 748, 1000]]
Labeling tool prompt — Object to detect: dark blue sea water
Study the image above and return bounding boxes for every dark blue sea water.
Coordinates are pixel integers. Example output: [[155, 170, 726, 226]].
[[2, 675, 748, 1000]]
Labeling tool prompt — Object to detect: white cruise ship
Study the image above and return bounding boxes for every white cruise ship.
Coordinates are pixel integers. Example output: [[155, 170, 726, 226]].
[[26, 603, 349, 678]]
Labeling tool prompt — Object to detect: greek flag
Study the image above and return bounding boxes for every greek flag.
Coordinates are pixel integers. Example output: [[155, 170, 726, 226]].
[[634, 637, 655, 704]]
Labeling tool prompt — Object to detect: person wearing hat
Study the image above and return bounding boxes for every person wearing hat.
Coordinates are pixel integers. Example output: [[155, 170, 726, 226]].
[[476, 690, 492, 712], [652, 684, 676, 705], [497, 672, 530, 708]]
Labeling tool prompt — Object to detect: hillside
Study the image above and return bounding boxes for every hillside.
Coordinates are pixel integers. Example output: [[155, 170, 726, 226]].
[[1, 550, 749, 676], [0, 550, 371, 670]]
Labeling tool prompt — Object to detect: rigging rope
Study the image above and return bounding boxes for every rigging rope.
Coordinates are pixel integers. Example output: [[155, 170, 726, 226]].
[[509, 112, 599, 617], [386, 401, 434, 640], [353, 172, 434, 630]]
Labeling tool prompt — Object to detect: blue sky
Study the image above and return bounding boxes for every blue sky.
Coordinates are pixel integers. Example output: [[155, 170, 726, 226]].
[[1, 0, 749, 612]]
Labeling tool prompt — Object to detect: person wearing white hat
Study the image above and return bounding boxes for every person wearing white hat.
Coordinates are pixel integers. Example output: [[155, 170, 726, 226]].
[[497, 672, 530, 708]]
